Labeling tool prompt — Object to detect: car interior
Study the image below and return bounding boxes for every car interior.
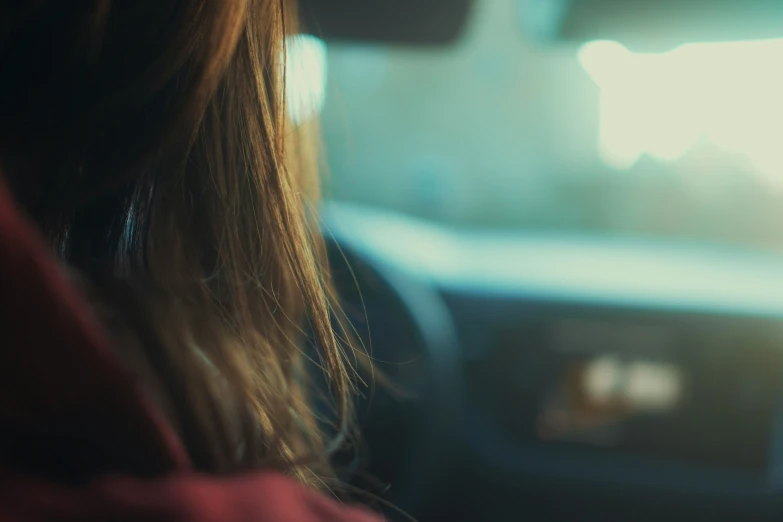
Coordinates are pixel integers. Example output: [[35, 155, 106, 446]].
[[295, 1, 783, 520]]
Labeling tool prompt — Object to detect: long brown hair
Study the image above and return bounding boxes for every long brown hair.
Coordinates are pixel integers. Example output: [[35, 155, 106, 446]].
[[0, 0, 355, 485]]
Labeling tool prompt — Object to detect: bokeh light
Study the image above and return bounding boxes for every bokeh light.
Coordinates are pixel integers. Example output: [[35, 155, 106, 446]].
[[579, 38, 783, 189], [284, 34, 328, 126]]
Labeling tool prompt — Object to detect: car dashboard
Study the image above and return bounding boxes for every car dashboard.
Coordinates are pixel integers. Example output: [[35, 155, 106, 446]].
[[322, 202, 783, 521]]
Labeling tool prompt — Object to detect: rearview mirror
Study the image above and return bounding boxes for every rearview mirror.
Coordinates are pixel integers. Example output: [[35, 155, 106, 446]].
[[521, 0, 783, 49]]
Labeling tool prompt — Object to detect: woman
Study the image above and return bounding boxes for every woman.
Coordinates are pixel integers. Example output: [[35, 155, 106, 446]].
[[0, 0, 379, 520]]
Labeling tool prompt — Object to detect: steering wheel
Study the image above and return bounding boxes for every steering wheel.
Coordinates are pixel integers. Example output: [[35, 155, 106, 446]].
[[324, 228, 461, 519]]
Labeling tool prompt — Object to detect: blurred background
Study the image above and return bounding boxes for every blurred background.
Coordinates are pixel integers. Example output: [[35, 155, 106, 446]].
[[288, 1, 783, 520], [291, 0, 783, 250]]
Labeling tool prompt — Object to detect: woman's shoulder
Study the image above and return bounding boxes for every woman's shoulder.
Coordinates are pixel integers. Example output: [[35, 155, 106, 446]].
[[0, 472, 382, 522], [0, 175, 382, 522]]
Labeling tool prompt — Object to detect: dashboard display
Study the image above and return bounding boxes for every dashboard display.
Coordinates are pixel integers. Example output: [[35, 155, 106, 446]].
[[537, 357, 684, 445], [471, 315, 783, 474], [531, 318, 779, 472]]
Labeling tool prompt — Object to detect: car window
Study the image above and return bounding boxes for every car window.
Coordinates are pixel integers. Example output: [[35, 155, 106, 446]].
[[294, 0, 783, 251]]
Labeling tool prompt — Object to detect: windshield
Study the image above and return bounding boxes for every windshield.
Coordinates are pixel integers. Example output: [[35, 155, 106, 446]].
[[306, 0, 783, 251]]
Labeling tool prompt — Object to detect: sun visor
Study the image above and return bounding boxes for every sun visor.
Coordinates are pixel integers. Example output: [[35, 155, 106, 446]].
[[298, 0, 473, 46]]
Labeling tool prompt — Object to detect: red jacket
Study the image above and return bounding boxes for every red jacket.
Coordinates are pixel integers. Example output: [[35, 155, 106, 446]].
[[0, 177, 380, 522]]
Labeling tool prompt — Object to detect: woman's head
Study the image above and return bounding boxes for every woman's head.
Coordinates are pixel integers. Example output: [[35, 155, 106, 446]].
[[0, 0, 354, 484]]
